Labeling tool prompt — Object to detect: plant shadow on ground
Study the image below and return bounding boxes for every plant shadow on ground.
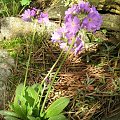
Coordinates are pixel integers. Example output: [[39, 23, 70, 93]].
[[0, 31, 120, 120]]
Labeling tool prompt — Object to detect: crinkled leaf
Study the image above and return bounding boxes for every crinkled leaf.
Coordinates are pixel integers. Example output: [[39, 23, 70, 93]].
[[27, 116, 41, 120], [27, 116, 36, 120], [32, 83, 42, 93], [27, 103, 33, 116], [12, 84, 27, 119], [1, 0, 11, 3], [4, 116, 20, 120], [48, 114, 67, 120], [25, 85, 41, 115], [13, 84, 25, 106], [45, 97, 70, 118], [0, 111, 20, 118], [13, 95, 27, 119], [26, 87, 38, 101]]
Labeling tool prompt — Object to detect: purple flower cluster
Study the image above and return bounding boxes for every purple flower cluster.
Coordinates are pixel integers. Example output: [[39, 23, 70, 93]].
[[51, 1, 102, 55], [21, 8, 49, 24], [64, 1, 102, 33]]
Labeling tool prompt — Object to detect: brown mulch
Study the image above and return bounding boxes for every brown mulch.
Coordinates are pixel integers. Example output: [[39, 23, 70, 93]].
[[48, 42, 120, 120]]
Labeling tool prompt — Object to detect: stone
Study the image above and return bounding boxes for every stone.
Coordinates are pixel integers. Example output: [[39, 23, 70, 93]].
[[0, 17, 59, 40], [101, 14, 120, 44], [0, 49, 15, 109], [45, 0, 68, 19], [89, 0, 120, 14], [101, 14, 120, 32]]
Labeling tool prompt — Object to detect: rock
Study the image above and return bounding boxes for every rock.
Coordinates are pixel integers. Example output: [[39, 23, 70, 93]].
[[101, 14, 120, 31], [0, 49, 15, 109], [45, 0, 68, 19], [89, 0, 120, 15], [0, 17, 59, 40], [101, 14, 120, 44]]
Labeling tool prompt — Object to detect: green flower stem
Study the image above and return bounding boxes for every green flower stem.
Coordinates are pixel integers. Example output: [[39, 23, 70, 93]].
[[23, 23, 37, 87], [19, 5, 27, 15], [33, 49, 64, 108], [40, 38, 76, 116]]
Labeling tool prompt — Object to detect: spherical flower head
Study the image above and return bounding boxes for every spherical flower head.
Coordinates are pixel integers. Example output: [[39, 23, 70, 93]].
[[78, 1, 91, 13], [81, 12, 102, 32], [65, 16, 80, 35], [21, 8, 36, 21], [74, 37, 84, 55], [65, 4, 80, 16], [38, 12, 49, 24]]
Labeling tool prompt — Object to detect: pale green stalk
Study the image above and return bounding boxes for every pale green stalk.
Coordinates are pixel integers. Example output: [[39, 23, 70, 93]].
[[24, 23, 37, 87], [18, 5, 26, 15], [33, 49, 64, 108], [40, 37, 76, 115]]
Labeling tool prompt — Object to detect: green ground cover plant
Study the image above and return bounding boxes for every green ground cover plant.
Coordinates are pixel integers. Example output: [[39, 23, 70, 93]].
[[0, 83, 69, 120]]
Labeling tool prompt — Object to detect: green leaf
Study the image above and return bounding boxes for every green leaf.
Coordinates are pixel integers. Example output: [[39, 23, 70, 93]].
[[12, 84, 27, 119], [27, 116, 36, 120], [20, 0, 31, 6], [26, 86, 38, 101], [45, 97, 70, 118], [25, 85, 41, 115], [48, 114, 67, 120], [27, 116, 41, 120], [4, 116, 20, 120], [32, 83, 42, 93], [1, 0, 11, 3], [0, 111, 20, 118], [26, 103, 33, 116], [13, 95, 27, 118]]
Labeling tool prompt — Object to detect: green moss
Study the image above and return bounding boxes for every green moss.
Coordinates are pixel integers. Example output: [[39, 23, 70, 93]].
[[0, 37, 24, 58]]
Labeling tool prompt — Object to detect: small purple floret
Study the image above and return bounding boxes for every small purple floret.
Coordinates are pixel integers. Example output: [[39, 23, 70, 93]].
[[78, 1, 91, 13], [65, 32, 75, 41], [81, 12, 102, 32], [60, 43, 69, 51], [65, 4, 80, 16], [65, 16, 80, 35], [38, 12, 49, 24], [21, 8, 49, 25], [74, 37, 84, 55], [51, 31, 62, 43], [21, 8, 36, 21], [80, 5, 102, 32]]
